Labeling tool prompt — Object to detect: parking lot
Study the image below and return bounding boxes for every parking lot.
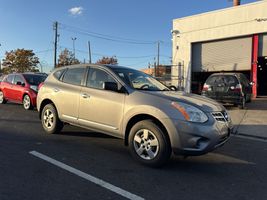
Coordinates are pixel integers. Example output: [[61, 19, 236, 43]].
[[1, 102, 267, 200]]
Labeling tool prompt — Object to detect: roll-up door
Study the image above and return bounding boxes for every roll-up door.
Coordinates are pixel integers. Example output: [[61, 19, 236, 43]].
[[192, 37, 252, 72], [259, 34, 267, 57]]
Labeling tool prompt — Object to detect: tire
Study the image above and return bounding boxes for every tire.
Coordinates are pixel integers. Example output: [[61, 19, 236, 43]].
[[0, 91, 7, 104], [23, 94, 33, 110], [238, 96, 246, 109], [128, 120, 171, 167], [41, 104, 63, 134], [169, 85, 177, 91]]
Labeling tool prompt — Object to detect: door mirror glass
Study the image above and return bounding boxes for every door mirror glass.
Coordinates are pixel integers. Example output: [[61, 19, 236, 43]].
[[16, 81, 25, 86], [104, 82, 118, 92]]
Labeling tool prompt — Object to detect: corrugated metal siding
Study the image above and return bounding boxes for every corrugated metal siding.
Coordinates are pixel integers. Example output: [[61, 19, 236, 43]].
[[192, 37, 252, 72], [259, 34, 267, 57]]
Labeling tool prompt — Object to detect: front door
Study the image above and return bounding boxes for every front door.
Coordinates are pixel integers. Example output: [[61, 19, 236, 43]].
[[78, 67, 125, 136]]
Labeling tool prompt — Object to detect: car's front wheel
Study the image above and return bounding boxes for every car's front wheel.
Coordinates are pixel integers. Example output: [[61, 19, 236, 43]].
[[129, 120, 171, 167], [23, 94, 33, 110], [41, 104, 63, 134], [0, 91, 7, 104]]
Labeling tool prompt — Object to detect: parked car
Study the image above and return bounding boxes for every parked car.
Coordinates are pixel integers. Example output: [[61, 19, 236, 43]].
[[202, 73, 253, 109], [37, 64, 232, 167], [0, 72, 47, 110]]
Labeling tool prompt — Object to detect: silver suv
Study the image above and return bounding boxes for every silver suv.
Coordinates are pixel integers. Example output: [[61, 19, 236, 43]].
[[37, 64, 232, 167]]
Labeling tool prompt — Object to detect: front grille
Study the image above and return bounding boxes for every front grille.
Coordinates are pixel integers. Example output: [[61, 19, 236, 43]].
[[212, 111, 229, 122]]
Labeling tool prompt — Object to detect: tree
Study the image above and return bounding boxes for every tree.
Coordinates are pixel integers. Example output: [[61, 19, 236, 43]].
[[2, 49, 40, 74], [96, 56, 118, 65], [57, 48, 80, 67]]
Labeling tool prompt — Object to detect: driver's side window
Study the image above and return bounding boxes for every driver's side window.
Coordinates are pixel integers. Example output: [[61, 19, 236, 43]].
[[14, 75, 25, 85]]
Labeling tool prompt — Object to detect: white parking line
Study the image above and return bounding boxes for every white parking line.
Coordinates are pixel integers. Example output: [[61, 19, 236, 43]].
[[29, 151, 144, 200]]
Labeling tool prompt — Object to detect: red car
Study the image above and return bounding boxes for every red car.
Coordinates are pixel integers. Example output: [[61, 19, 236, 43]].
[[0, 73, 47, 110]]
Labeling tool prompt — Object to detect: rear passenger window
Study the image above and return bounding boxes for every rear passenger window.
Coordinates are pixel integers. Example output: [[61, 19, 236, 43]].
[[62, 67, 85, 86], [6, 75, 15, 84], [54, 69, 66, 80]]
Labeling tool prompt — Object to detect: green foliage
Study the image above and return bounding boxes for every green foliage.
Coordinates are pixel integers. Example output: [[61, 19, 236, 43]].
[[2, 49, 40, 74], [57, 48, 80, 67], [96, 56, 118, 65]]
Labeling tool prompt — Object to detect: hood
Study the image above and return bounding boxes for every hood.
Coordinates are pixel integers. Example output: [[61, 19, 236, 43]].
[[146, 91, 225, 112]]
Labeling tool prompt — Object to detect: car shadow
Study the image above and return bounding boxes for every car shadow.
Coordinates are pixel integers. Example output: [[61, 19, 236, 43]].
[[59, 125, 115, 139]]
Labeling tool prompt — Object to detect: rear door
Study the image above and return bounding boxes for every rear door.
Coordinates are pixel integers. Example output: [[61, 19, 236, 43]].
[[55, 67, 86, 124], [78, 67, 125, 136]]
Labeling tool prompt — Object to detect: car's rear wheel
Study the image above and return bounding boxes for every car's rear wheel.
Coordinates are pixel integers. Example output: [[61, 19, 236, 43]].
[[129, 120, 171, 167], [41, 104, 63, 134], [23, 94, 33, 110], [0, 91, 7, 104]]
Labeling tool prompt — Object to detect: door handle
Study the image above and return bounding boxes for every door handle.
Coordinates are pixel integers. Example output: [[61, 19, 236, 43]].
[[81, 93, 90, 98]]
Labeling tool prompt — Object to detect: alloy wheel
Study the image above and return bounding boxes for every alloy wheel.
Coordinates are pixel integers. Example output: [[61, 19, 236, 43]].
[[133, 129, 159, 160], [43, 109, 54, 129], [0, 91, 4, 103], [23, 95, 31, 110]]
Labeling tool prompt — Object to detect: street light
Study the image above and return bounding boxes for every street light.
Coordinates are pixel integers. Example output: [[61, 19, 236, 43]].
[[71, 37, 77, 59]]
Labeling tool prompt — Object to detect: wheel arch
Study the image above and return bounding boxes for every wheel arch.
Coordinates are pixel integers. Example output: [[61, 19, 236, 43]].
[[124, 114, 171, 148], [39, 99, 56, 119]]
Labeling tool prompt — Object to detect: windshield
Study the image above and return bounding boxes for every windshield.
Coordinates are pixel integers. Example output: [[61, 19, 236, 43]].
[[206, 75, 238, 86], [23, 74, 47, 85], [112, 67, 169, 91]]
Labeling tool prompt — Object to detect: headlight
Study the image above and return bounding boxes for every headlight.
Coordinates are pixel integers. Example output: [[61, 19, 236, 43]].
[[171, 102, 208, 123], [30, 85, 38, 92]]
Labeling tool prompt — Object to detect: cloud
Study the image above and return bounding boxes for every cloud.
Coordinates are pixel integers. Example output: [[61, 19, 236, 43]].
[[69, 7, 83, 16]]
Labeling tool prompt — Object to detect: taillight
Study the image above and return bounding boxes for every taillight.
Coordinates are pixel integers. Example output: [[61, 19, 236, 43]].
[[230, 84, 242, 92], [202, 83, 210, 91]]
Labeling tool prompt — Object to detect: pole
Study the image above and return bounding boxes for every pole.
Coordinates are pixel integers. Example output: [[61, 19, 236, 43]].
[[157, 41, 160, 77], [71, 37, 77, 59], [53, 21, 58, 68], [88, 41, 92, 64]]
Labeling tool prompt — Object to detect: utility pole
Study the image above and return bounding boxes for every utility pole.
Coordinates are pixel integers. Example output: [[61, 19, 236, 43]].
[[71, 37, 77, 59], [88, 41, 92, 64], [53, 21, 58, 68], [156, 41, 160, 77]]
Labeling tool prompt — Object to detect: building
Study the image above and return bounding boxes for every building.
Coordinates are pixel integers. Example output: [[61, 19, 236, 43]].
[[141, 65, 173, 86], [172, 0, 267, 97]]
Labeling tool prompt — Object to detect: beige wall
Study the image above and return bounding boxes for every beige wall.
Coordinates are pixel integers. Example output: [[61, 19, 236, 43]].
[[172, 0, 267, 92]]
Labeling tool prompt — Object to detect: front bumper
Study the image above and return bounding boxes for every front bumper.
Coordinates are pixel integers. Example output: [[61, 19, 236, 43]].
[[169, 112, 232, 156]]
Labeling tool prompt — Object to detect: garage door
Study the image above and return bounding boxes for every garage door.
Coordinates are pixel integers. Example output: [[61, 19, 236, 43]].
[[192, 37, 252, 72]]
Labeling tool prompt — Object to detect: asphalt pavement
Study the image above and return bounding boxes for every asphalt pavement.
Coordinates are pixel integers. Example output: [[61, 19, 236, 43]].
[[1, 102, 267, 200]]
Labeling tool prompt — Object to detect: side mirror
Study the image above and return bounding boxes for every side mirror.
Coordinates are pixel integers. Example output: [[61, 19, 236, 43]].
[[16, 81, 25, 86], [104, 82, 118, 92]]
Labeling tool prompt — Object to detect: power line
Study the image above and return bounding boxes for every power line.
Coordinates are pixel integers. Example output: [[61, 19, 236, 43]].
[[59, 45, 155, 59], [59, 22, 157, 45]]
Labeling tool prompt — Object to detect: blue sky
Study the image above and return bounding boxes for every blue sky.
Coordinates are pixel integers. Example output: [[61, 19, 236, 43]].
[[0, 0, 259, 72]]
